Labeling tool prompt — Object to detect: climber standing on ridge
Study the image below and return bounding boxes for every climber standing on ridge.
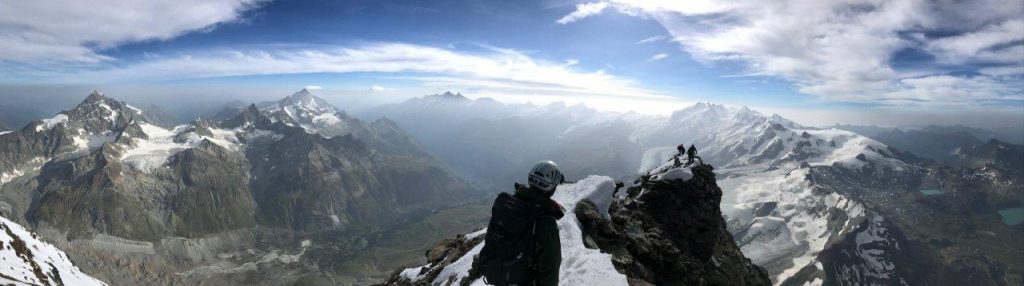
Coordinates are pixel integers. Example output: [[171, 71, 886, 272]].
[[677, 143, 686, 156], [687, 144, 698, 165], [479, 161, 565, 286]]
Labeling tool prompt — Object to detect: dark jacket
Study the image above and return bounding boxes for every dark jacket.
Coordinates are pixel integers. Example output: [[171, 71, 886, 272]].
[[513, 184, 564, 286]]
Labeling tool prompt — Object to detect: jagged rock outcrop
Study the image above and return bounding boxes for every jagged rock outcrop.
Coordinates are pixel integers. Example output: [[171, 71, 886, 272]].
[[379, 164, 770, 286], [575, 165, 770, 285]]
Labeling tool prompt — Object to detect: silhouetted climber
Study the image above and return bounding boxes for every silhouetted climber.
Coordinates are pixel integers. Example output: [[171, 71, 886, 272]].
[[480, 161, 565, 286], [677, 144, 686, 156], [686, 144, 697, 165]]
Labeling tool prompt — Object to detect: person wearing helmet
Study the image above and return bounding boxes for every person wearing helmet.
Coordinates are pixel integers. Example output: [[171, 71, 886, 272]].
[[479, 161, 565, 286]]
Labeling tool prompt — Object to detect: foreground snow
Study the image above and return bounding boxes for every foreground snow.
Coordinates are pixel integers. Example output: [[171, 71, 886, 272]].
[[0, 216, 105, 286], [402, 176, 629, 285]]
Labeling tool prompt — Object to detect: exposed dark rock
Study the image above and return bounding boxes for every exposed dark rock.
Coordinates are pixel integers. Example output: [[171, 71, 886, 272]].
[[164, 139, 256, 237], [576, 165, 770, 285]]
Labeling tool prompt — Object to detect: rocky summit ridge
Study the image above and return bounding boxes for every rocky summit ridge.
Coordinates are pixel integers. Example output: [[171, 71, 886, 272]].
[[380, 162, 770, 285]]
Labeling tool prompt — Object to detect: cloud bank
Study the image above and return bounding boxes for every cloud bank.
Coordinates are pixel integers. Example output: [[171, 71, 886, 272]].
[[0, 0, 264, 63], [560, 0, 1024, 108], [10, 42, 678, 110]]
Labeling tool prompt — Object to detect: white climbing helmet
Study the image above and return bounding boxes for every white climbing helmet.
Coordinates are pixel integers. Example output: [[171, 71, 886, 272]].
[[528, 160, 565, 193]]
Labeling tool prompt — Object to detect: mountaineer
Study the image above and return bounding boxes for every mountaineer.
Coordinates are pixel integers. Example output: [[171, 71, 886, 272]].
[[687, 144, 698, 165], [479, 161, 566, 286]]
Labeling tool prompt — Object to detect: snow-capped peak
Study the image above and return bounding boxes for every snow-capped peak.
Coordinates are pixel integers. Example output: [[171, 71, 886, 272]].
[[283, 88, 318, 105], [22, 91, 150, 155], [266, 89, 338, 121]]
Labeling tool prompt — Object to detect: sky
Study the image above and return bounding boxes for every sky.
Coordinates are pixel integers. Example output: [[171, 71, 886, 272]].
[[0, 0, 1022, 128]]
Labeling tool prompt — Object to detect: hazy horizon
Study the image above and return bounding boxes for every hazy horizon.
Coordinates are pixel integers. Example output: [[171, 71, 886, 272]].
[[0, 84, 1021, 133]]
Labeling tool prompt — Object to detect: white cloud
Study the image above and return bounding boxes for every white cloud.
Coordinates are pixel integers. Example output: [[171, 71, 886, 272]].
[[979, 65, 1024, 77], [304, 85, 323, 90], [927, 19, 1024, 64], [0, 0, 264, 63], [565, 0, 1024, 108], [636, 35, 667, 44], [647, 53, 668, 62], [19, 42, 675, 106], [556, 2, 609, 24], [370, 85, 386, 91]]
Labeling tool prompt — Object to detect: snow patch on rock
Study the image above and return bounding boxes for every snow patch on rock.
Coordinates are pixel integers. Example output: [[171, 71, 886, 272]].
[[35, 114, 68, 132]]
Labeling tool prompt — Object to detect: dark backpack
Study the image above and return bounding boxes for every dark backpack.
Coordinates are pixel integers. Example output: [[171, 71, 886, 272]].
[[479, 192, 544, 285]]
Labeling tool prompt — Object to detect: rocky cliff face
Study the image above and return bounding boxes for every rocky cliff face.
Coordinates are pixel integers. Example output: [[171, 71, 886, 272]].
[[379, 163, 770, 286]]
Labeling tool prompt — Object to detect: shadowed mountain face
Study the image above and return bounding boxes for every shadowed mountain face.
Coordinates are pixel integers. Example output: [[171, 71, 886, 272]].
[[870, 129, 983, 162], [955, 139, 1024, 170], [834, 125, 1024, 168], [137, 105, 179, 128], [0, 90, 481, 285]]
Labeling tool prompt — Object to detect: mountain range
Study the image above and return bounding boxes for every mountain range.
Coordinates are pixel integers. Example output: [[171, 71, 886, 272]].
[[833, 124, 1024, 167], [0, 90, 1020, 285], [0, 90, 481, 285]]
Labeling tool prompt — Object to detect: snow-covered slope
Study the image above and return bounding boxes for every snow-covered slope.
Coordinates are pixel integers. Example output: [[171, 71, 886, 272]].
[[0, 216, 105, 286], [628, 103, 909, 283], [395, 175, 628, 285]]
